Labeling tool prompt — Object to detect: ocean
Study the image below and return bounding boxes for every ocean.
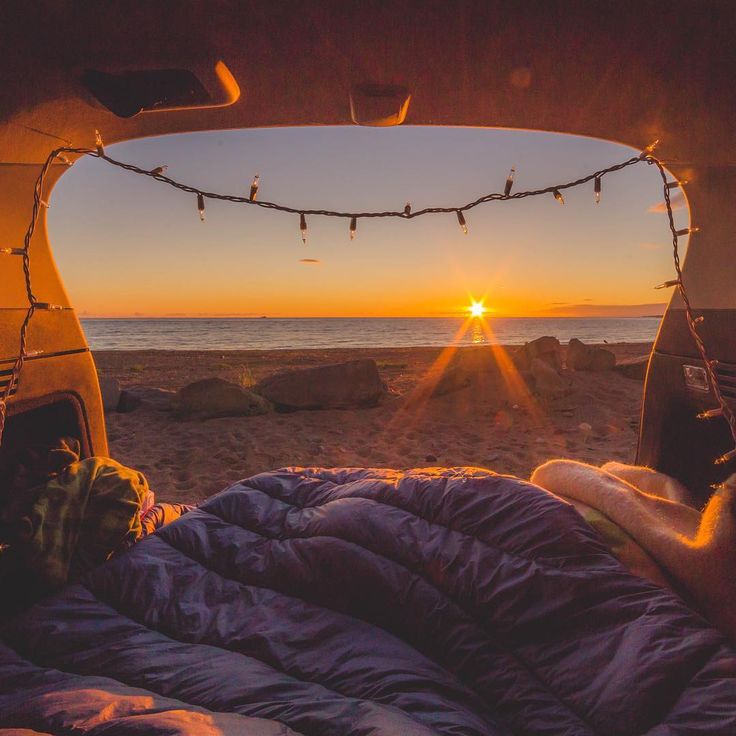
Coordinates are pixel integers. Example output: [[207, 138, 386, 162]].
[[81, 317, 660, 351]]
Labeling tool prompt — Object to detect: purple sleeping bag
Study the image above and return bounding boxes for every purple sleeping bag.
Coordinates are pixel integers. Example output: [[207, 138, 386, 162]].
[[1, 467, 735, 735]]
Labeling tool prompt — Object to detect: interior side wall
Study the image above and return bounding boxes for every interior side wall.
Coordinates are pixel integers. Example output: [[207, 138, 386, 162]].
[[0, 164, 107, 457], [638, 165, 736, 495]]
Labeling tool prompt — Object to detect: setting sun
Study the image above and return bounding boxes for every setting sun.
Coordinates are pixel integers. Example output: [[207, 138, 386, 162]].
[[469, 300, 487, 318]]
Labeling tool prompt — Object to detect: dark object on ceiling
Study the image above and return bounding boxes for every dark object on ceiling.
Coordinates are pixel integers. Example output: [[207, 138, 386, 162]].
[[349, 83, 411, 126], [82, 68, 212, 118]]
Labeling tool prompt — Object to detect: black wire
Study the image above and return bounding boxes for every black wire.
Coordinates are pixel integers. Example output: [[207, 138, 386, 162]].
[[99, 150, 643, 218]]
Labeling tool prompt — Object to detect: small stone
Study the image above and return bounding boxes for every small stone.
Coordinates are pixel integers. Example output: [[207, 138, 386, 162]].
[[428, 367, 471, 397], [578, 422, 593, 432], [495, 410, 513, 430], [425, 454, 438, 463], [530, 358, 571, 399], [175, 377, 271, 419], [117, 385, 177, 412], [614, 355, 649, 380], [117, 389, 142, 413], [487, 452, 501, 462], [567, 338, 615, 371], [513, 336, 562, 372]]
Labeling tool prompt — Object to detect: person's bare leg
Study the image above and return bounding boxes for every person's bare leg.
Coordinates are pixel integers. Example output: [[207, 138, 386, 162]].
[[679, 480, 736, 640], [601, 461, 693, 505]]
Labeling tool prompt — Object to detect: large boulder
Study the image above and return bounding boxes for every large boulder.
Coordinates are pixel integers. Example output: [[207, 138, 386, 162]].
[[254, 359, 385, 411], [98, 376, 121, 412], [530, 358, 571, 399], [566, 338, 616, 371], [614, 354, 650, 380], [513, 336, 562, 371], [175, 377, 271, 419]]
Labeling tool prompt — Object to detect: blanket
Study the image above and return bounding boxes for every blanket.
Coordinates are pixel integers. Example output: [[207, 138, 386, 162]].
[[2, 466, 735, 735]]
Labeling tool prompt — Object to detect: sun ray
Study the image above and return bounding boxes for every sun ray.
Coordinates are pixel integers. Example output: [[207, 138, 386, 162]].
[[386, 316, 474, 432], [476, 317, 544, 425]]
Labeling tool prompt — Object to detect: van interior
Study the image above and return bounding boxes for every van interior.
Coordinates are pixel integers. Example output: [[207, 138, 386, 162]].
[[2, 2, 736, 733]]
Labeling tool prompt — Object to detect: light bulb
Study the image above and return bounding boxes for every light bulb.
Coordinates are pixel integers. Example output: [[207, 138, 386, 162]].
[[675, 226, 699, 237], [654, 279, 680, 289], [0, 247, 24, 255], [349, 216, 357, 240], [95, 129, 105, 156], [404, 202, 411, 216], [715, 447, 736, 465], [698, 408, 723, 420], [197, 193, 205, 222], [640, 139, 660, 158], [553, 189, 565, 205], [456, 210, 468, 234], [250, 175, 260, 201], [504, 168, 515, 196], [666, 180, 687, 190], [594, 176, 601, 204], [151, 165, 168, 176], [300, 213, 307, 244]]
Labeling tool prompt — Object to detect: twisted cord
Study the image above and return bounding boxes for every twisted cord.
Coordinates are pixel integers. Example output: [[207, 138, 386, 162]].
[[101, 151, 643, 217], [647, 157, 736, 463]]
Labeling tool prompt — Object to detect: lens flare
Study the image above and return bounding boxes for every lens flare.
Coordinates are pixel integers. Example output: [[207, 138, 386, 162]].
[[469, 300, 487, 318]]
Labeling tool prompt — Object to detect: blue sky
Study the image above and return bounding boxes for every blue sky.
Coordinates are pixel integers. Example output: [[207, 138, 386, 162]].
[[47, 126, 687, 317]]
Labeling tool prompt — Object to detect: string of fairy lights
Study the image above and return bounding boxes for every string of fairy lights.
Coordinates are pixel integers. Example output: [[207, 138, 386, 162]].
[[1, 133, 735, 467]]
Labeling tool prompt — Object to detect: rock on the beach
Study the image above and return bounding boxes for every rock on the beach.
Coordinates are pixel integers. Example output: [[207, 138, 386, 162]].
[[614, 354, 650, 380], [530, 358, 571, 399], [429, 366, 472, 397], [567, 338, 616, 371], [175, 377, 271, 418], [98, 375, 121, 412], [254, 359, 385, 411], [117, 390, 142, 413], [514, 336, 562, 371], [119, 385, 177, 413]]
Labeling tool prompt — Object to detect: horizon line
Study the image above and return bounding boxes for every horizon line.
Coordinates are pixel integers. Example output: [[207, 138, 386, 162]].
[[79, 310, 667, 320]]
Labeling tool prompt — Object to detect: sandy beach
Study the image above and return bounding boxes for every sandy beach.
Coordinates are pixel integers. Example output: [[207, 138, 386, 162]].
[[95, 342, 651, 505]]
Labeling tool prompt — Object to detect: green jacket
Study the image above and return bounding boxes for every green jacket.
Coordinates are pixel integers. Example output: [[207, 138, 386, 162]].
[[3, 457, 147, 596]]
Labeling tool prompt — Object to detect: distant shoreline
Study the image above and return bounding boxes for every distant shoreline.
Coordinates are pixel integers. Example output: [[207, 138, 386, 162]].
[[80, 315, 665, 320], [81, 316, 660, 352], [92, 342, 654, 357]]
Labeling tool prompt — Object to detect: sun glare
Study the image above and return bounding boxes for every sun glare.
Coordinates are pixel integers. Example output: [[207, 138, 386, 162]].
[[469, 300, 487, 318]]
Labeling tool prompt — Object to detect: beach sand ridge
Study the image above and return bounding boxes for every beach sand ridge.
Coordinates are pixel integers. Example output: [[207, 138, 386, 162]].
[[96, 343, 650, 504]]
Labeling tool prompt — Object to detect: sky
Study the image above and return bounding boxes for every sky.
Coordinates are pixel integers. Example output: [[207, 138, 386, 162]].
[[47, 126, 688, 318]]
